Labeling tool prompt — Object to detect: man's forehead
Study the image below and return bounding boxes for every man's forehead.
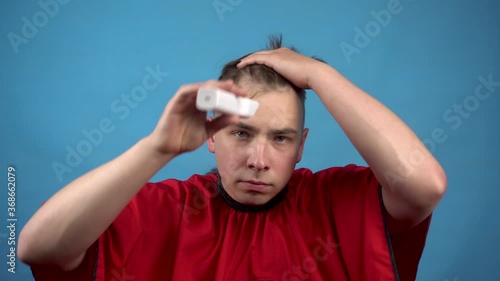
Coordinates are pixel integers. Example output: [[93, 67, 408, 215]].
[[232, 80, 304, 128], [244, 91, 301, 128], [245, 88, 293, 99], [237, 78, 294, 97]]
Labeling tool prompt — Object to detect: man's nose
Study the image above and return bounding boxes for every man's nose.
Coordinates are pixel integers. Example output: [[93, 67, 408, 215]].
[[247, 142, 270, 172]]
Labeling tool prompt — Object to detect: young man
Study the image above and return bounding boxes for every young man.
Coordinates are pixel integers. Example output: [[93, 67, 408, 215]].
[[19, 36, 447, 281]]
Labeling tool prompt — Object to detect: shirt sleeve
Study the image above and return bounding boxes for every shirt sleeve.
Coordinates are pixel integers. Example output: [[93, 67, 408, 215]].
[[385, 207, 432, 281], [30, 180, 185, 281], [29, 190, 146, 281], [312, 164, 432, 281], [30, 240, 98, 281]]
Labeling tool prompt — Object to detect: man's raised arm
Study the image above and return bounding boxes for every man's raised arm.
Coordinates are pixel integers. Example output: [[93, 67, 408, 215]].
[[18, 80, 246, 271], [237, 48, 447, 230]]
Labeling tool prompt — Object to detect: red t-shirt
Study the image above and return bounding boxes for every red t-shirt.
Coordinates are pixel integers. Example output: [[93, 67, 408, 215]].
[[31, 164, 431, 281]]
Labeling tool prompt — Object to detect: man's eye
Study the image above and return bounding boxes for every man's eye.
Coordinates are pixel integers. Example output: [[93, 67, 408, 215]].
[[275, 136, 289, 143], [234, 131, 250, 138]]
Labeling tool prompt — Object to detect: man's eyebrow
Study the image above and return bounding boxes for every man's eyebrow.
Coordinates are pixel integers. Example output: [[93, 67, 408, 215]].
[[235, 123, 257, 132], [270, 128, 298, 135], [235, 123, 298, 135]]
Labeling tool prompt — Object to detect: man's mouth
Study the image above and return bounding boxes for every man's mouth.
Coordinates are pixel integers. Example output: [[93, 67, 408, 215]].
[[242, 180, 269, 185], [240, 180, 271, 192]]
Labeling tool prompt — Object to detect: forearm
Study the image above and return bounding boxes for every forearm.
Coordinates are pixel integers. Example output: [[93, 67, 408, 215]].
[[18, 136, 175, 267], [310, 65, 446, 219]]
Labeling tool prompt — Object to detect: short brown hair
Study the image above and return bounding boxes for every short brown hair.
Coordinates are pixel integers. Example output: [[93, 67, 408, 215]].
[[218, 34, 323, 128]]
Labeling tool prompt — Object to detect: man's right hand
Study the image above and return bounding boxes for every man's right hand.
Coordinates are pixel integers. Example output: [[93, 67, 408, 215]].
[[147, 80, 247, 156], [17, 79, 246, 271]]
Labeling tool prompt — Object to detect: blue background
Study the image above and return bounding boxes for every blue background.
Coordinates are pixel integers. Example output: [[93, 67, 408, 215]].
[[1, 0, 499, 280]]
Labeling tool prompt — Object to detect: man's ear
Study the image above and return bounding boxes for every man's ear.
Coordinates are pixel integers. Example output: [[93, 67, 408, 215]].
[[207, 116, 216, 153], [296, 128, 309, 163]]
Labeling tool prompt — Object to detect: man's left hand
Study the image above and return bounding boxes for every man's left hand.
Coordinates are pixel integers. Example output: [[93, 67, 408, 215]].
[[236, 47, 327, 90]]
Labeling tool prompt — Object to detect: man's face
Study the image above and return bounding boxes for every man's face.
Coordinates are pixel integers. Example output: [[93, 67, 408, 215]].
[[208, 85, 309, 205]]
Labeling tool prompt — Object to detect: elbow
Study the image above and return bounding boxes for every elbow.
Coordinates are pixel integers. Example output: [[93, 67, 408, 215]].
[[433, 163, 448, 198], [17, 227, 36, 265], [18, 227, 85, 271], [412, 162, 448, 212], [423, 163, 447, 209], [17, 226, 51, 266], [17, 226, 53, 267]]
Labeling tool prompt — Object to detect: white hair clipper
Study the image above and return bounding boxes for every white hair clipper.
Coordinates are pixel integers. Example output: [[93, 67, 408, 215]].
[[196, 86, 259, 117]]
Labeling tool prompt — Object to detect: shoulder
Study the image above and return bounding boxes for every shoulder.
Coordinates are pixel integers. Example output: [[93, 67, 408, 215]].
[[117, 173, 219, 222], [135, 173, 219, 200], [108, 173, 219, 237], [286, 164, 378, 209], [291, 164, 380, 209], [291, 164, 376, 186]]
